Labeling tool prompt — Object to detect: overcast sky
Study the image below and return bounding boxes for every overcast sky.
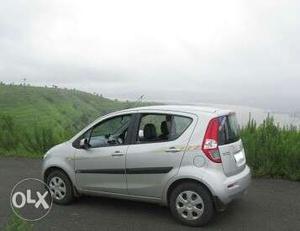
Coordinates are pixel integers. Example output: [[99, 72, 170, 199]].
[[1, 0, 299, 112]]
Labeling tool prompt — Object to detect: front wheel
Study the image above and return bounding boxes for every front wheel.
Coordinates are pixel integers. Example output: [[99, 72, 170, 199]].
[[46, 170, 74, 205], [169, 182, 214, 226]]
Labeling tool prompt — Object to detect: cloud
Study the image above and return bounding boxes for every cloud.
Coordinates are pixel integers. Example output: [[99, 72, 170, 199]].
[[0, 0, 299, 112]]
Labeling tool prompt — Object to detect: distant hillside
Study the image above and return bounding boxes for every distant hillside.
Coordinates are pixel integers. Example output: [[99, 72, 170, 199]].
[[0, 83, 146, 156], [1, 83, 139, 128]]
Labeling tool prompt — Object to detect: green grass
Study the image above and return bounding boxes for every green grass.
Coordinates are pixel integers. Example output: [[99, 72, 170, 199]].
[[0, 83, 147, 157], [3, 213, 33, 231]]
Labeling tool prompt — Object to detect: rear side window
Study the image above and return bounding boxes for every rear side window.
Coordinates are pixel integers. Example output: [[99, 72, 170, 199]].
[[170, 116, 192, 140], [218, 113, 240, 145], [137, 114, 192, 143]]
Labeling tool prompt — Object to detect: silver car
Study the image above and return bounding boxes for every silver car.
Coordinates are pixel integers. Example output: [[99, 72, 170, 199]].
[[42, 105, 251, 226]]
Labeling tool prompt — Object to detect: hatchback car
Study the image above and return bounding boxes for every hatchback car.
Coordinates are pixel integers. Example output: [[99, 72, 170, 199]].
[[42, 105, 251, 226]]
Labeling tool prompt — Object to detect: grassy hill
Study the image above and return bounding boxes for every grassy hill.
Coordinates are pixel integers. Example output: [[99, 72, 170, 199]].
[[0, 83, 136, 127], [0, 83, 143, 156]]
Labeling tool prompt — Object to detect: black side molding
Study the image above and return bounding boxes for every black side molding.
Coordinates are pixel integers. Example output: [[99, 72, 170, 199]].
[[126, 167, 173, 174], [76, 167, 173, 174], [75, 169, 125, 174]]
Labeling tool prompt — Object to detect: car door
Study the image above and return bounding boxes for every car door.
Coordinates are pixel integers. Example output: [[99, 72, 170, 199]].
[[74, 113, 133, 194], [126, 112, 196, 198]]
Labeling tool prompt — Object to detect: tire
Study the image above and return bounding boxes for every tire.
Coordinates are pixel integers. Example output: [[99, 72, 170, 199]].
[[169, 182, 214, 226], [46, 170, 74, 205]]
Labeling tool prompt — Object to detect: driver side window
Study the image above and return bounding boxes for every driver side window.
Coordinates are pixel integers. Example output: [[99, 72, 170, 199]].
[[89, 114, 132, 148]]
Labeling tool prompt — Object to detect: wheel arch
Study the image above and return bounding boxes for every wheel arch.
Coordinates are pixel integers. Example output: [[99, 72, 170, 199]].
[[44, 166, 80, 197], [165, 177, 215, 206], [44, 166, 71, 183]]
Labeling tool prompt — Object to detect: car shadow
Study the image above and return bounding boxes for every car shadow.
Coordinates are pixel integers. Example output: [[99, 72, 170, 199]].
[[71, 195, 245, 228]]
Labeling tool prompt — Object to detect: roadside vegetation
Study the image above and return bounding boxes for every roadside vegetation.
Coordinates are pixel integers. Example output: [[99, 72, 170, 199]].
[[3, 213, 33, 231], [241, 117, 300, 181], [0, 83, 299, 180]]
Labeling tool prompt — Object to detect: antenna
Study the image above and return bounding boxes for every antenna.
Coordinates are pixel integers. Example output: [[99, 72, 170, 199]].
[[134, 95, 144, 107]]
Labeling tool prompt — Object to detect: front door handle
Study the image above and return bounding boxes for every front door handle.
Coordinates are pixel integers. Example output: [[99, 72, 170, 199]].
[[165, 147, 181, 153], [111, 151, 125, 157]]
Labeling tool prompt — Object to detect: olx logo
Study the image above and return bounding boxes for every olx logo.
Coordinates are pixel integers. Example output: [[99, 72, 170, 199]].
[[12, 190, 49, 209], [10, 178, 53, 221]]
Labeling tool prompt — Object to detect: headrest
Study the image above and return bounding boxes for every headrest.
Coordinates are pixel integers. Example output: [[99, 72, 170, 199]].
[[143, 123, 157, 140]]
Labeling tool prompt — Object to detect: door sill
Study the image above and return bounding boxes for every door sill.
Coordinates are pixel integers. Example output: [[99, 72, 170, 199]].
[[79, 188, 163, 204]]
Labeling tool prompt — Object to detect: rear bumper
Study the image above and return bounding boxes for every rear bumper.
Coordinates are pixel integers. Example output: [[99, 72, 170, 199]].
[[215, 165, 251, 204]]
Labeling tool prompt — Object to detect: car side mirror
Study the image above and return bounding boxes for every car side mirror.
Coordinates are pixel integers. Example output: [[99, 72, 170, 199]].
[[138, 130, 144, 139], [79, 138, 90, 149]]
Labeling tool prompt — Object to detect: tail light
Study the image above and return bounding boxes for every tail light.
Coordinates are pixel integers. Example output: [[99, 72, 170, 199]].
[[202, 118, 222, 163]]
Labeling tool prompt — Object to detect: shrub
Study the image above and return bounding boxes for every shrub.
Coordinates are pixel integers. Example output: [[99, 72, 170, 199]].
[[22, 122, 66, 155], [241, 116, 300, 181]]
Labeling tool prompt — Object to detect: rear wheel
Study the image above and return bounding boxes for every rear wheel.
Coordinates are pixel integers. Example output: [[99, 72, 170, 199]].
[[169, 182, 214, 226], [46, 170, 74, 205]]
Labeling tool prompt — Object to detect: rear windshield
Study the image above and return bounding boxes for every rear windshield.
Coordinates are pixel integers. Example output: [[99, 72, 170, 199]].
[[218, 113, 240, 145]]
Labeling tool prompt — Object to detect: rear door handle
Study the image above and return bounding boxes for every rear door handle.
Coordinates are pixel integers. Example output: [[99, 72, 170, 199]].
[[111, 151, 125, 157], [165, 147, 181, 153]]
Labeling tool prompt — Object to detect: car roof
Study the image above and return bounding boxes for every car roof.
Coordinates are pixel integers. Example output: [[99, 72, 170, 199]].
[[115, 105, 231, 115]]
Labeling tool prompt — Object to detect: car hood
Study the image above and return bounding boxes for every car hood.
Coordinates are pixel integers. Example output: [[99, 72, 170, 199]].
[[44, 141, 70, 158]]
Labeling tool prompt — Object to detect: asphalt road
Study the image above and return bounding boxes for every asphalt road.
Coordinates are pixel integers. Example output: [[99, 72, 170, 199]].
[[0, 157, 299, 231]]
